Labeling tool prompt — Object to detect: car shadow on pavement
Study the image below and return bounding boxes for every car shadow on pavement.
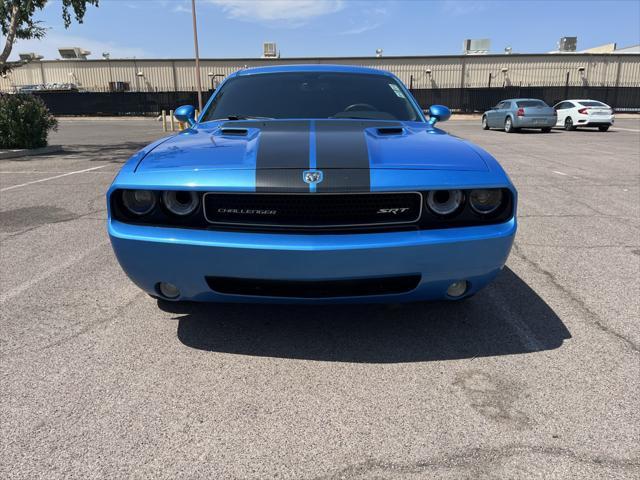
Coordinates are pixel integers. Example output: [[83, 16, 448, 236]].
[[514, 130, 561, 134], [162, 267, 571, 363], [568, 129, 617, 133]]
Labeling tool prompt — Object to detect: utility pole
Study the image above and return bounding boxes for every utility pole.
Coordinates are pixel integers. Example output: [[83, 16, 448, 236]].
[[191, 0, 203, 112]]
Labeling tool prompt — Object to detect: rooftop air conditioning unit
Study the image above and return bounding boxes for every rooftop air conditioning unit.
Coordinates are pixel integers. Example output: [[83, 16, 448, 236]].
[[463, 38, 490, 55], [558, 37, 577, 52], [18, 52, 44, 62], [58, 47, 91, 60], [262, 42, 278, 58]]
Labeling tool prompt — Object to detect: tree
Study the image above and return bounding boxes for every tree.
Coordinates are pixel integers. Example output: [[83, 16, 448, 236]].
[[0, 0, 99, 74], [0, 93, 58, 148]]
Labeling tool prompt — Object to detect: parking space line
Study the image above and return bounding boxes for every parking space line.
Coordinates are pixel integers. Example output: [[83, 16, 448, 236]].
[[0, 165, 110, 192], [552, 170, 568, 176], [612, 127, 640, 133]]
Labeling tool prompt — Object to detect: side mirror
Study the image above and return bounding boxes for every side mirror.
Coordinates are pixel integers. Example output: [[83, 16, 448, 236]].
[[428, 104, 451, 125], [174, 105, 196, 127]]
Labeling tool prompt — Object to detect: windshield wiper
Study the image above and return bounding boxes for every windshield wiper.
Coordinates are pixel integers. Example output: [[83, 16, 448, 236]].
[[328, 115, 374, 120], [222, 114, 275, 121]]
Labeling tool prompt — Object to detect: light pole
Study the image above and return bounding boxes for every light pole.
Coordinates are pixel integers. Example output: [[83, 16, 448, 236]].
[[191, 0, 203, 112], [103, 52, 113, 91]]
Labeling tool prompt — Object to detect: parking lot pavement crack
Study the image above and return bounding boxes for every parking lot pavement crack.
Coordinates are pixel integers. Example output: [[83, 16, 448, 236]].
[[516, 182, 640, 188], [0, 208, 105, 241], [515, 243, 640, 249], [512, 148, 594, 176], [519, 214, 637, 220], [38, 292, 144, 353], [310, 444, 640, 479], [0, 240, 110, 304], [1, 291, 144, 360], [552, 184, 640, 219], [512, 243, 639, 354]]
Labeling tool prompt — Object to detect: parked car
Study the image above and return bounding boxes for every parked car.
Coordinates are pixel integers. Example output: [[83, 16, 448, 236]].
[[482, 99, 557, 133], [107, 65, 517, 304], [553, 99, 614, 131]]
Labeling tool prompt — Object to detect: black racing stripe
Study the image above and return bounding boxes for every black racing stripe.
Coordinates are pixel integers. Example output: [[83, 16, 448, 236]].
[[257, 121, 309, 192], [315, 120, 402, 193], [253, 169, 309, 193], [315, 169, 371, 192], [221, 120, 310, 192]]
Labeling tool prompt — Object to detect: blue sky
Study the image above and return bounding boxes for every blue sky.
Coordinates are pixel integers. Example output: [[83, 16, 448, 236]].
[[8, 0, 640, 60]]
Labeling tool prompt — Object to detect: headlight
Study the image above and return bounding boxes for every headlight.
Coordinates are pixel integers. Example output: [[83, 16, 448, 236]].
[[469, 189, 503, 214], [122, 189, 156, 215], [426, 189, 463, 216], [162, 190, 199, 216]]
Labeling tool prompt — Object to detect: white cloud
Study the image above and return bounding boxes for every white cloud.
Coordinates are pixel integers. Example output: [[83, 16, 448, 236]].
[[339, 21, 381, 35], [208, 0, 344, 25], [441, 0, 488, 16], [9, 31, 148, 60], [338, 4, 386, 35], [173, 3, 191, 13]]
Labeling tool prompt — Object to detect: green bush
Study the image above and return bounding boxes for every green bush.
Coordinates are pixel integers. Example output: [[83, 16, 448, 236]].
[[0, 94, 58, 149]]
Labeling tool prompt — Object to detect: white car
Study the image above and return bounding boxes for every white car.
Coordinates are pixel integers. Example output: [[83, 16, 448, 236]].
[[553, 99, 614, 131]]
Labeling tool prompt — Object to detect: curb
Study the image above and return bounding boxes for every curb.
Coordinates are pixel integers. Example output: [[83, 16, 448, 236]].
[[0, 145, 64, 160]]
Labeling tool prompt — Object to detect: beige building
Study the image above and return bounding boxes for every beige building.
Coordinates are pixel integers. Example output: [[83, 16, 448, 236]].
[[2, 53, 639, 93]]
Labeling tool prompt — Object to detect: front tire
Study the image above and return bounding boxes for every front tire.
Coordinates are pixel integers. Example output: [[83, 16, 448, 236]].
[[504, 116, 515, 133], [565, 117, 576, 131], [598, 125, 610, 132], [482, 116, 490, 130], [541, 127, 552, 133]]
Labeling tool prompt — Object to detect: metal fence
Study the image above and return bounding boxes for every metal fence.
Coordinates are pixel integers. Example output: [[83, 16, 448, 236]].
[[27, 85, 640, 116], [410, 85, 640, 113], [30, 90, 214, 116]]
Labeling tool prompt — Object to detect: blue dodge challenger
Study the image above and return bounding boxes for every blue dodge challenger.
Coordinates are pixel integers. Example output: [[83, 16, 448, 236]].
[[107, 65, 517, 303]]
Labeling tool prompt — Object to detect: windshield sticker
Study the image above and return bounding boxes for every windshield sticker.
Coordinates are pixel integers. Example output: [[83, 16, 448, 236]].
[[389, 84, 406, 98]]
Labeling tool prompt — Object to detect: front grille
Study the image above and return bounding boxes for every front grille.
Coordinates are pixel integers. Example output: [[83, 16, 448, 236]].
[[111, 188, 513, 234], [206, 275, 421, 298], [203, 192, 423, 228]]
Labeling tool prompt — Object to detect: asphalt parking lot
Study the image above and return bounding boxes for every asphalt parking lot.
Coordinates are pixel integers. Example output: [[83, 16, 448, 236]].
[[1, 116, 639, 479]]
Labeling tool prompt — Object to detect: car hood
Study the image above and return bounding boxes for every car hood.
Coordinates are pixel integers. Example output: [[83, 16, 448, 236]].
[[137, 120, 488, 173]]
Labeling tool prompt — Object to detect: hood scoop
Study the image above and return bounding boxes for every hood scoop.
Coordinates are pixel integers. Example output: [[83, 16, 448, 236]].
[[219, 127, 249, 136], [376, 126, 404, 136]]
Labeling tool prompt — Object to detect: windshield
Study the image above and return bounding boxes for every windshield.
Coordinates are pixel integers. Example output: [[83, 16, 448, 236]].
[[202, 72, 421, 122], [578, 101, 607, 107], [516, 100, 548, 107]]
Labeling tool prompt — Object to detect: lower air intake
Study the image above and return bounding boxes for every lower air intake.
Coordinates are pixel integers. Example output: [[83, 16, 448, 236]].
[[205, 275, 421, 298]]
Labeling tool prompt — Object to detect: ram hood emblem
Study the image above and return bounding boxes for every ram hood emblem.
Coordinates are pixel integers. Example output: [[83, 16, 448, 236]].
[[303, 170, 324, 184]]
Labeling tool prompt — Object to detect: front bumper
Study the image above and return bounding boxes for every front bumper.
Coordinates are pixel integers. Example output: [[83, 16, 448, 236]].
[[108, 218, 517, 303]]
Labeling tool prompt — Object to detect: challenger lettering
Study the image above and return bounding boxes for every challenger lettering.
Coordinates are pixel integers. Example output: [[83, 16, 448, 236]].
[[217, 208, 277, 215]]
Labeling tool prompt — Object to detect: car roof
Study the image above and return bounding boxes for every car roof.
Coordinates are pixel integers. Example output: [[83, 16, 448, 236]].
[[502, 98, 546, 102], [232, 64, 396, 77], [562, 99, 608, 102]]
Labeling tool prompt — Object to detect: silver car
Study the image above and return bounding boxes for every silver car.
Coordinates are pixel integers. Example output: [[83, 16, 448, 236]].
[[482, 98, 557, 133]]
